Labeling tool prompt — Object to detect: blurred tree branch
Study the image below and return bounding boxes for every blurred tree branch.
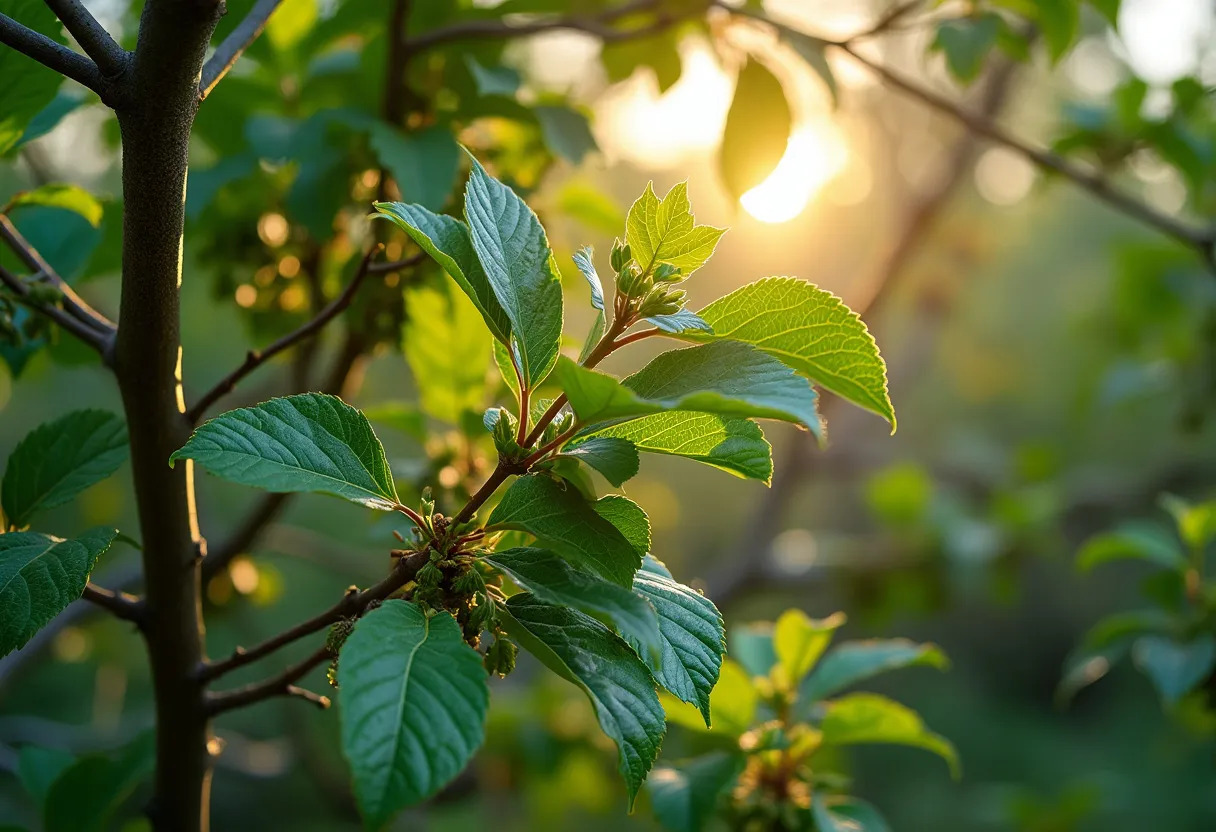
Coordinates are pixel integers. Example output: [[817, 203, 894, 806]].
[[199, 0, 283, 101]]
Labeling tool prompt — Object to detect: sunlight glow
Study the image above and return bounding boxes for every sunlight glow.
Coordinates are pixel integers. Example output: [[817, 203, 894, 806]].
[[739, 124, 849, 223]]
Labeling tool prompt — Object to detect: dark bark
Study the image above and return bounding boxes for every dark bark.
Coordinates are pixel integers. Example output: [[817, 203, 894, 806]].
[[113, 1, 223, 828]]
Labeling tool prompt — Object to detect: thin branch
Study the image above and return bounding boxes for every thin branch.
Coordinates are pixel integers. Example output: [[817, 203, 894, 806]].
[[43, 0, 127, 78], [80, 582, 144, 625], [186, 247, 407, 423], [0, 11, 105, 96], [0, 264, 112, 359], [199, 0, 283, 101], [406, 0, 702, 52], [205, 645, 332, 715]]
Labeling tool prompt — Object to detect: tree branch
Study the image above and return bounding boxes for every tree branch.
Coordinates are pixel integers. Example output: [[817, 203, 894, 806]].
[[0, 263, 113, 360], [0, 11, 106, 96], [186, 247, 413, 423], [205, 645, 332, 715], [81, 582, 145, 625], [199, 0, 283, 101], [43, 0, 127, 78]]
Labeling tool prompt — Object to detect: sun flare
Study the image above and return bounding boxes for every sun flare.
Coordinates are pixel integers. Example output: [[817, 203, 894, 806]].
[[740, 124, 848, 224]]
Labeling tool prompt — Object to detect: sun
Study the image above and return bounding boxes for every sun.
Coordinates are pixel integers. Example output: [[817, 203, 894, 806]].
[[740, 124, 848, 224]]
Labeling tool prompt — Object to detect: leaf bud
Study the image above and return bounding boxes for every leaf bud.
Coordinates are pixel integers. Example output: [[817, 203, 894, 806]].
[[610, 238, 631, 272], [484, 635, 518, 677], [653, 263, 683, 284]]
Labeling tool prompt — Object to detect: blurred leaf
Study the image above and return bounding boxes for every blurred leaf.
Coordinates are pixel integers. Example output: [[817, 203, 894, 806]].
[[338, 601, 488, 827], [648, 752, 744, 832], [14, 91, 82, 150], [802, 639, 949, 705], [500, 593, 665, 807], [5, 184, 102, 226], [819, 693, 959, 778], [995, 0, 1080, 61], [361, 401, 427, 442], [585, 412, 772, 483], [687, 277, 895, 429], [601, 28, 683, 92], [1160, 494, 1216, 552], [369, 123, 460, 210], [1076, 523, 1187, 572], [465, 56, 522, 98], [719, 59, 792, 201], [558, 179, 624, 236], [556, 437, 639, 487], [403, 284, 492, 424], [0, 528, 117, 658], [866, 463, 933, 527], [626, 182, 724, 276], [554, 344, 823, 437], [664, 658, 757, 737], [44, 733, 154, 832], [266, 0, 317, 51], [488, 474, 641, 586], [172, 394, 399, 510], [1088, 0, 1121, 27], [1133, 634, 1216, 705], [0, 0, 65, 154], [773, 609, 845, 687], [16, 746, 74, 809], [784, 32, 838, 107], [931, 14, 1002, 84], [812, 796, 892, 832], [3, 204, 104, 281], [533, 105, 598, 164], [730, 622, 777, 677], [2, 410, 127, 529], [464, 154, 564, 386]]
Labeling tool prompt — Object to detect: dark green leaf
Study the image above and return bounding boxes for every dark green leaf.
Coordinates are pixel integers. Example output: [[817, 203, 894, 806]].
[[812, 796, 892, 832], [626, 182, 724, 277], [338, 601, 488, 826], [487, 474, 641, 586], [499, 594, 665, 806], [171, 394, 399, 510], [649, 752, 744, 832], [592, 493, 651, 557], [1133, 634, 1216, 705], [719, 59, 792, 200], [44, 733, 155, 832], [801, 639, 949, 704], [585, 413, 773, 483], [368, 123, 460, 211], [464, 153, 564, 386], [464, 56, 521, 98], [2, 410, 128, 529], [931, 14, 1002, 84], [534, 104, 598, 164], [557, 437, 639, 486], [0, 0, 65, 154], [16, 746, 74, 810], [0, 528, 116, 657], [14, 91, 81, 149]]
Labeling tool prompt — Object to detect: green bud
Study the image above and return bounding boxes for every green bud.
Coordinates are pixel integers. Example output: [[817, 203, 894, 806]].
[[653, 263, 682, 283], [610, 238, 631, 272], [616, 262, 642, 296], [484, 635, 518, 677], [420, 486, 435, 518]]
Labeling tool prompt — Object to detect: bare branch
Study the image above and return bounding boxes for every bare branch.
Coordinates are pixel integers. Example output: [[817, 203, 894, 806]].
[[199, 0, 283, 101], [205, 645, 332, 715], [0, 11, 105, 96], [43, 0, 127, 78], [0, 264, 113, 359], [81, 582, 144, 625]]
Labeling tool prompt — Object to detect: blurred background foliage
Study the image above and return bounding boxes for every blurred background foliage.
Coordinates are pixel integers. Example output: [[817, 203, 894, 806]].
[[2, 0, 1216, 829]]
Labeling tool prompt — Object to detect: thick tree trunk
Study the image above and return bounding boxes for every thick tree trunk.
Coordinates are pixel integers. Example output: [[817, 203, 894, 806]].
[[114, 2, 222, 829]]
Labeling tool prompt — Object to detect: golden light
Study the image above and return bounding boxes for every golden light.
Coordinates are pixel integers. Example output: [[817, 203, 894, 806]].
[[739, 123, 849, 224]]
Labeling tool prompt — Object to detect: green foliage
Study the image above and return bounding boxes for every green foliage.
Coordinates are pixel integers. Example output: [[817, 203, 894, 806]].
[[553, 436, 639, 487], [0, 527, 116, 656], [0, 0, 64, 154], [2, 410, 128, 530], [42, 734, 156, 832], [585, 412, 773, 483], [403, 284, 492, 424], [720, 59, 793, 200], [931, 14, 1003, 84], [625, 182, 724, 277]]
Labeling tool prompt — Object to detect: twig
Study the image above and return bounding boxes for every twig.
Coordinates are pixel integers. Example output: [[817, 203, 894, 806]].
[[43, 0, 127, 78], [81, 582, 144, 625], [205, 645, 333, 715], [0, 264, 113, 359], [199, 0, 283, 101], [0, 11, 106, 97], [186, 247, 410, 423]]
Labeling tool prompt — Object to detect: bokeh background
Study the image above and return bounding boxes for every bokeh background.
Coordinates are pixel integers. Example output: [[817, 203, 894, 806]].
[[2, 0, 1216, 829]]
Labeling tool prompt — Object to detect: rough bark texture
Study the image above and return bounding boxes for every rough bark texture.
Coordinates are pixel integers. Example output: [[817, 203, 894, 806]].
[[114, 1, 222, 828]]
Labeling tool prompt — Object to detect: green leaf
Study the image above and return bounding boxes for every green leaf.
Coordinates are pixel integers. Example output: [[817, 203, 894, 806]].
[[626, 182, 725, 277], [730, 622, 778, 677], [557, 437, 639, 487], [15, 91, 82, 150], [16, 746, 74, 810], [534, 105, 598, 164], [487, 474, 641, 586], [632, 556, 725, 724], [812, 796, 892, 832], [0, 0, 65, 155], [593, 493, 651, 557], [685, 277, 895, 430], [647, 310, 711, 334], [719, 59, 793, 201], [1088, 0, 1120, 28], [585, 413, 773, 483], [663, 658, 757, 737], [0, 528, 116, 657], [171, 394, 399, 511], [995, 0, 1079, 61], [44, 733, 155, 832], [1077, 524, 1187, 572], [801, 639, 949, 704], [373, 201, 512, 344], [784, 32, 838, 107], [1161, 495, 1216, 552], [494, 339, 522, 399], [6, 184, 103, 227], [555, 343, 822, 437], [1133, 634, 1216, 705], [819, 693, 959, 778], [338, 601, 488, 826], [499, 594, 665, 806], [2, 410, 128, 529], [465, 56, 521, 98], [265, 0, 317, 51], [931, 14, 1002, 84], [559, 179, 625, 236], [572, 246, 604, 311], [773, 609, 845, 686], [486, 547, 661, 657], [403, 285, 492, 423], [464, 153, 564, 387], [649, 752, 744, 832], [368, 124, 461, 211]]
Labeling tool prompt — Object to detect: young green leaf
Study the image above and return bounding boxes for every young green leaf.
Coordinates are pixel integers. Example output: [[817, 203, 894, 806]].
[[632, 556, 725, 724], [0, 528, 117, 657], [1132, 634, 1216, 705], [486, 547, 661, 657], [463, 153, 564, 386], [487, 475, 642, 586], [819, 693, 959, 778], [773, 609, 846, 687], [373, 201, 512, 344], [2, 410, 128, 529], [593, 494, 652, 557], [556, 437, 640, 487], [44, 733, 155, 832], [648, 752, 744, 832], [685, 277, 895, 430], [720, 58, 793, 201], [6, 184, 103, 227], [403, 285, 492, 424], [338, 601, 488, 827], [171, 394, 399, 510], [931, 14, 1002, 84], [625, 182, 725, 277], [801, 639, 949, 705], [584, 413, 773, 483], [554, 342, 822, 437], [572, 246, 604, 310], [499, 594, 665, 806], [646, 310, 712, 334]]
